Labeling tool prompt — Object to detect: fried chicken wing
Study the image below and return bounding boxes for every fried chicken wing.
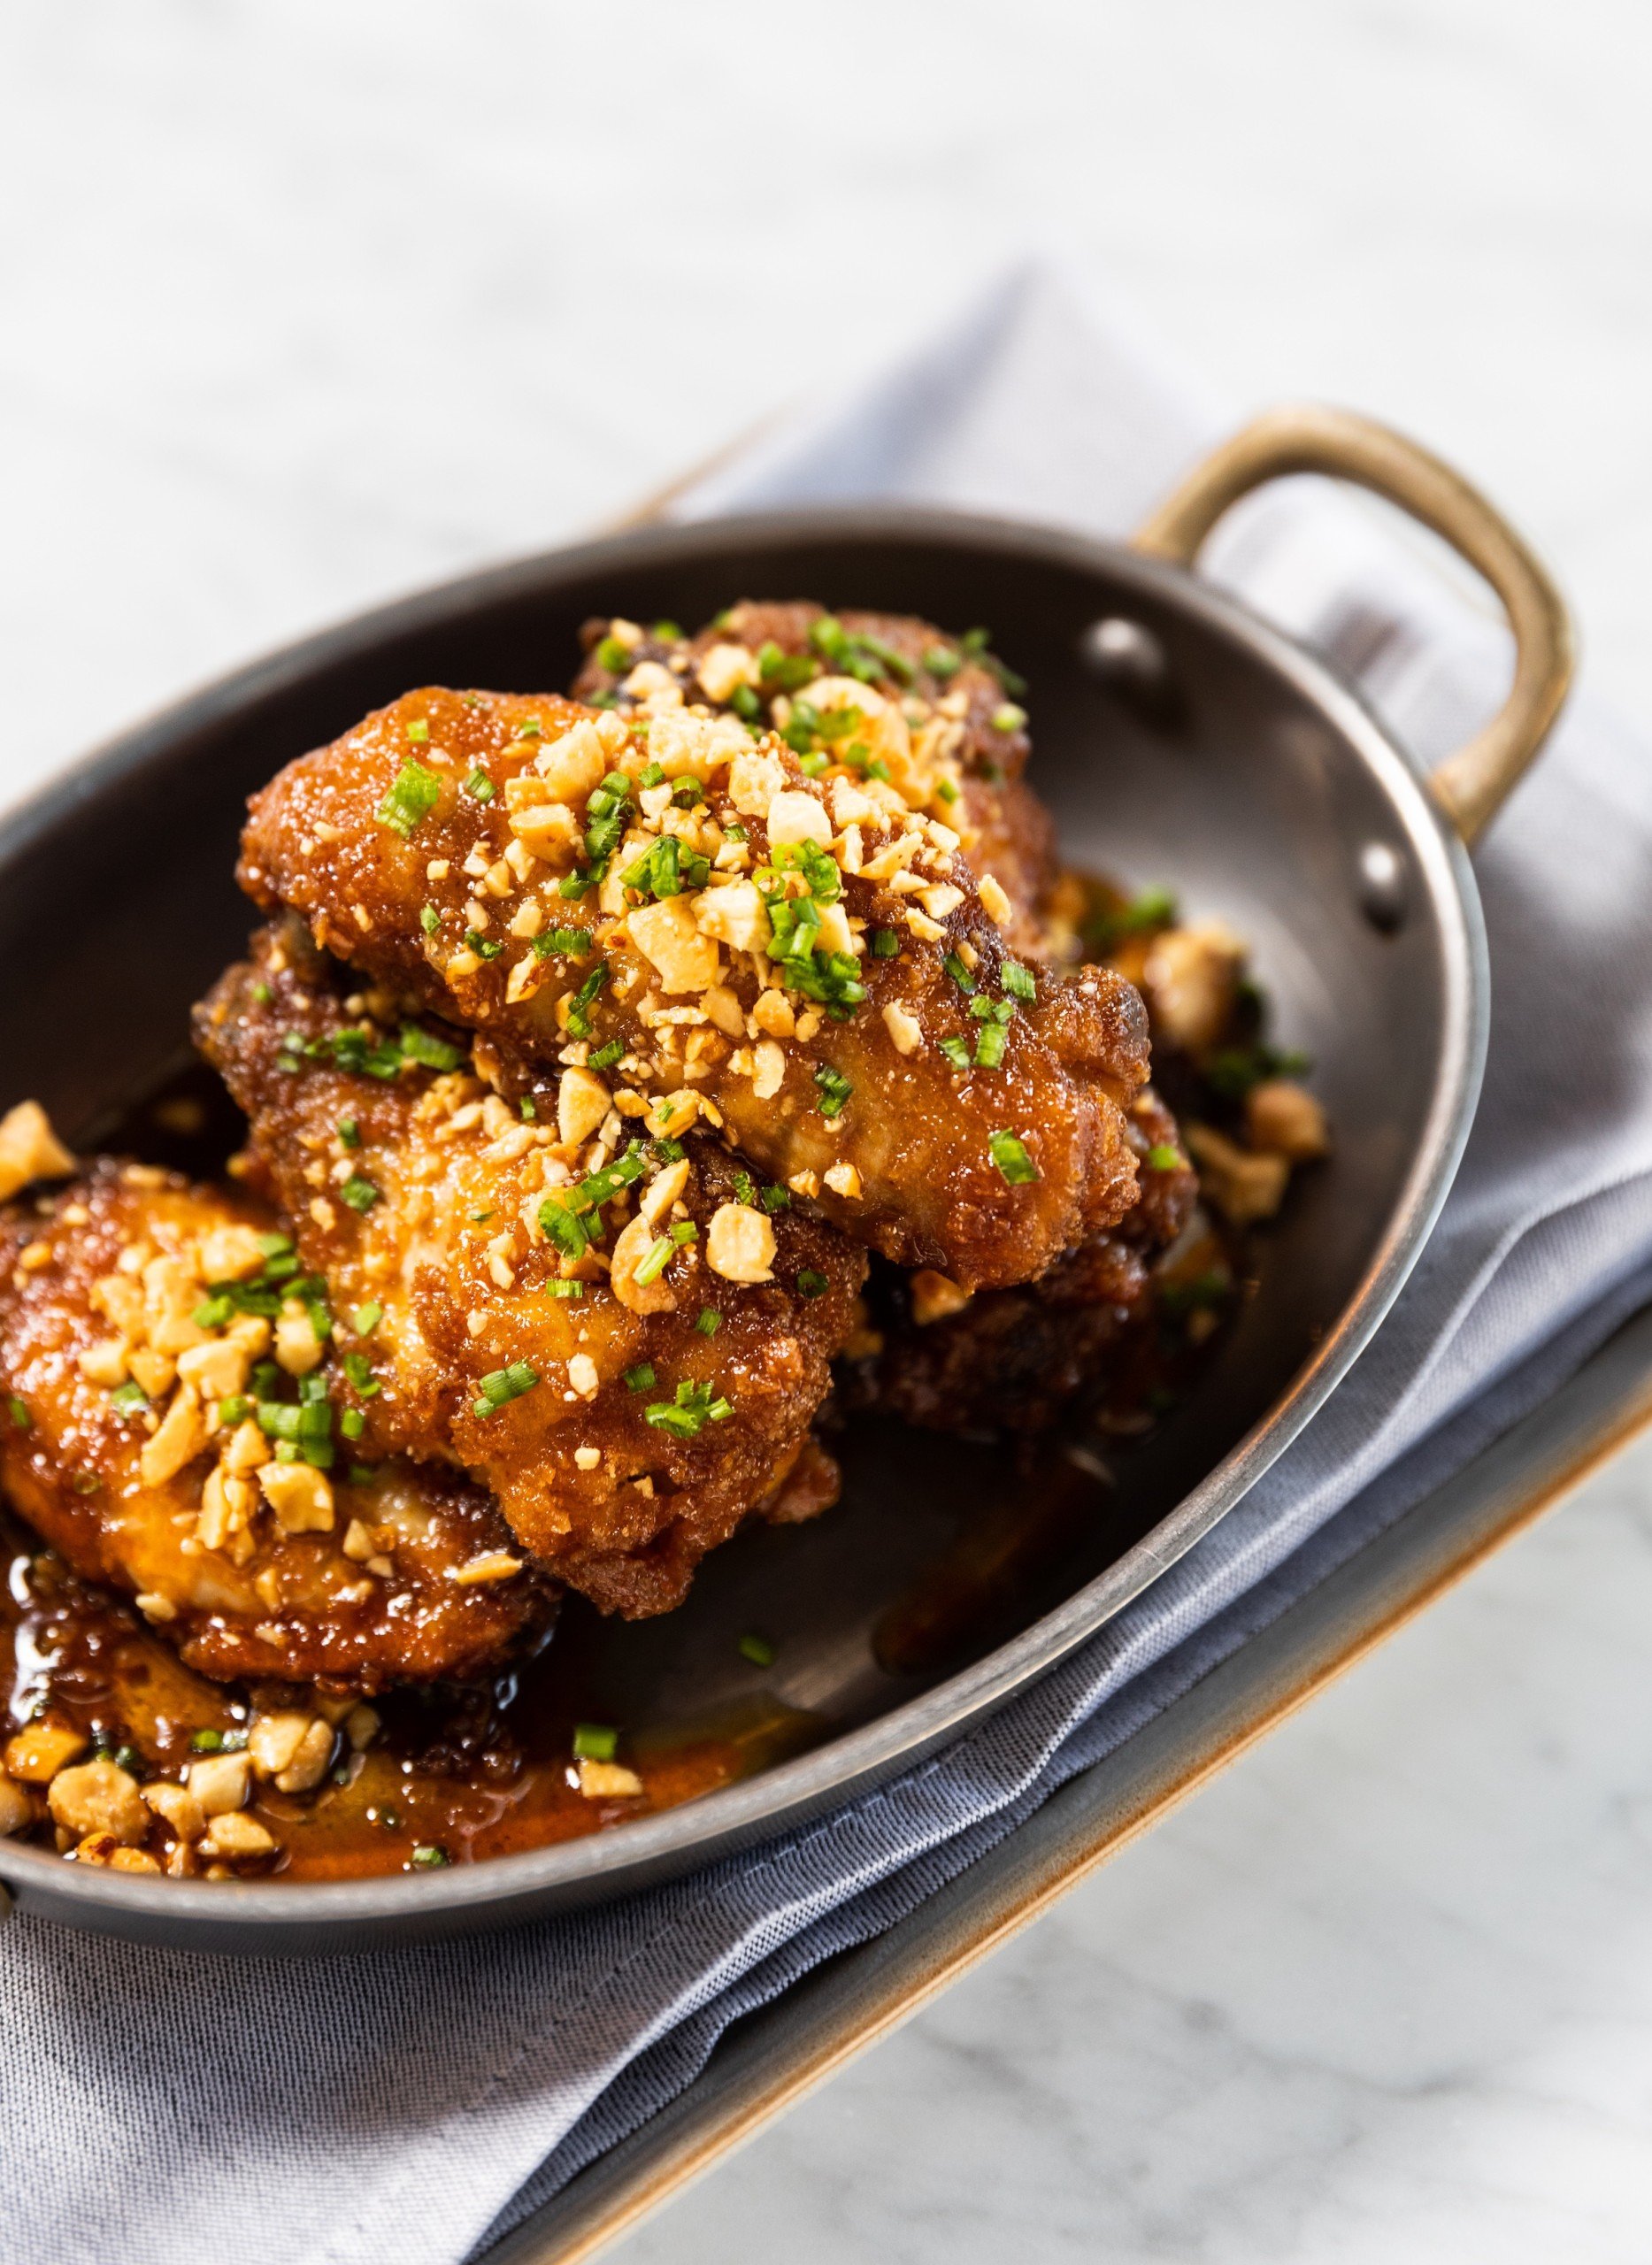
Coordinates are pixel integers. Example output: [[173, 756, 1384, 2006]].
[[848, 1091, 1199, 1435], [237, 687, 1149, 1289], [195, 924, 864, 1616], [0, 1163, 550, 1686], [572, 603, 1060, 962]]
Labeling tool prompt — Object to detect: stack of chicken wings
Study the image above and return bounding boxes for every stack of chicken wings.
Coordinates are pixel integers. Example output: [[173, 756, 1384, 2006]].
[[0, 600, 1328, 1875]]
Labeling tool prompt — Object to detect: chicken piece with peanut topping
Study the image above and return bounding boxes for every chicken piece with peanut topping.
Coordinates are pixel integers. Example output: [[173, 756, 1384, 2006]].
[[0, 1163, 551, 1687], [237, 687, 1150, 1291], [846, 1090, 1200, 1435], [572, 603, 1059, 964], [195, 924, 864, 1616]]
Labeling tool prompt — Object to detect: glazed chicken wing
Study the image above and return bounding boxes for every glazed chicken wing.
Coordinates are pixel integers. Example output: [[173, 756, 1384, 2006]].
[[847, 1090, 1199, 1435], [237, 687, 1149, 1290], [580, 606, 1203, 1434], [0, 1163, 550, 1687], [195, 924, 863, 1616], [572, 602, 1060, 963]]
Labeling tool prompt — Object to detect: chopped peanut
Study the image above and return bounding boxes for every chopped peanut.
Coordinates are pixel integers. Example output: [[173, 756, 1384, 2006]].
[[450, 1552, 524, 1586], [74, 1834, 161, 1873], [138, 1384, 209, 1486], [557, 1067, 611, 1148], [533, 718, 609, 804], [0, 1776, 34, 1837], [910, 1270, 973, 1325], [142, 1780, 206, 1842], [273, 1302, 325, 1377], [1184, 1123, 1291, 1224], [4, 1719, 88, 1784], [628, 894, 721, 993], [187, 1751, 252, 1816], [199, 1810, 277, 1860], [706, 1202, 776, 1285], [0, 1101, 75, 1204], [978, 873, 1013, 927], [257, 1460, 335, 1533], [577, 1758, 644, 1800], [1246, 1079, 1331, 1161], [49, 1759, 150, 1847], [1143, 924, 1247, 1055], [881, 1002, 922, 1056]]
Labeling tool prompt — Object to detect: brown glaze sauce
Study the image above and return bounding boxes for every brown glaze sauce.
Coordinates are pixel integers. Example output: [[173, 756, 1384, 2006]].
[[1, 1508, 811, 1879]]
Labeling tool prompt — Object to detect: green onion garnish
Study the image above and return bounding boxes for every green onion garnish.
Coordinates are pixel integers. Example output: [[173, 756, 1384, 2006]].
[[988, 1131, 1040, 1185], [375, 758, 442, 840]]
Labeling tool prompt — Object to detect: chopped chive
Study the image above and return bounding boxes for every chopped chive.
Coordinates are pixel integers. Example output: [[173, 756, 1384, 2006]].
[[217, 1394, 250, 1427], [515, 717, 543, 739], [462, 767, 496, 803], [349, 1463, 377, 1486], [375, 758, 442, 840], [737, 1632, 776, 1667], [988, 1130, 1040, 1185], [633, 1236, 675, 1287], [519, 1096, 537, 1121], [1002, 962, 1036, 1002], [403, 1028, 466, 1069], [189, 1729, 224, 1754], [924, 644, 961, 680], [795, 1270, 829, 1298], [1145, 1143, 1182, 1171], [695, 1307, 721, 1336], [758, 1182, 791, 1213], [870, 928, 901, 958], [470, 1362, 539, 1421], [339, 1408, 365, 1440], [340, 1174, 381, 1214], [545, 1278, 585, 1301], [5, 1396, 27, 1431], [588, 1040, 625, 1071], [405, 718, 429, 742], [420, 905, 441, 936], [938, 1035, 971, 1070], [595, 635, 632, 673], [624, 1363, 657, 1393], [108, 1380, 150, 1417], [342, 1351, 380, 1398], [814, 1065, 852, 1118], [251, 980, 273, 1005], [942, 952, 976, 994], [572, 1722, 619, 1762], [409, 1844, 450, 1869], [644, 1377, 733, 1436], [338, 1117, 361, 1148], [465, 931, 503, 962], [991, 703, 1026, 733]]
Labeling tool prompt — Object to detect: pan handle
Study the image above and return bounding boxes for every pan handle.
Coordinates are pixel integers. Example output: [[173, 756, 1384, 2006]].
[[1132, 404, 1575, 845]]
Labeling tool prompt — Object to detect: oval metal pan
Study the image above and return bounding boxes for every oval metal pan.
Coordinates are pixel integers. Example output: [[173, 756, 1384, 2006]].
[[0, 508, 1485, 1951]]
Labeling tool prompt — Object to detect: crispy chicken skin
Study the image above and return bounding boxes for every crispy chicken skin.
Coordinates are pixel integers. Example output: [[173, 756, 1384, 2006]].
[[238, 687, 1149, 1290], [572, 603, 1060, 963], [849, 1091, 1198, 1435], [0, 1164, 550, 1686], [195, 925, 864, 1616]]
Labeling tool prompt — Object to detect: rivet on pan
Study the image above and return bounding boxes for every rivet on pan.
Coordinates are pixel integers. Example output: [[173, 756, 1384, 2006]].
[[1356, 841, 1408, 933], [1078, 618, 1180, 727]]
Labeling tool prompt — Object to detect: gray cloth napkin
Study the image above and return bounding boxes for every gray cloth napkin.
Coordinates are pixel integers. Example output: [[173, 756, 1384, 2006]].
[[5, 261, 1651, 2265]]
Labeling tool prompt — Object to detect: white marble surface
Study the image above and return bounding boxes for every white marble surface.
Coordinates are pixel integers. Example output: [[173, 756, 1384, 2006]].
[[4, 4, 1652, 2259]]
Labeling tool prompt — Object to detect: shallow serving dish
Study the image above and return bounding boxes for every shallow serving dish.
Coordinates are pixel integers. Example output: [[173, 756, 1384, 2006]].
[[0, 408, 1571, 1952]]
